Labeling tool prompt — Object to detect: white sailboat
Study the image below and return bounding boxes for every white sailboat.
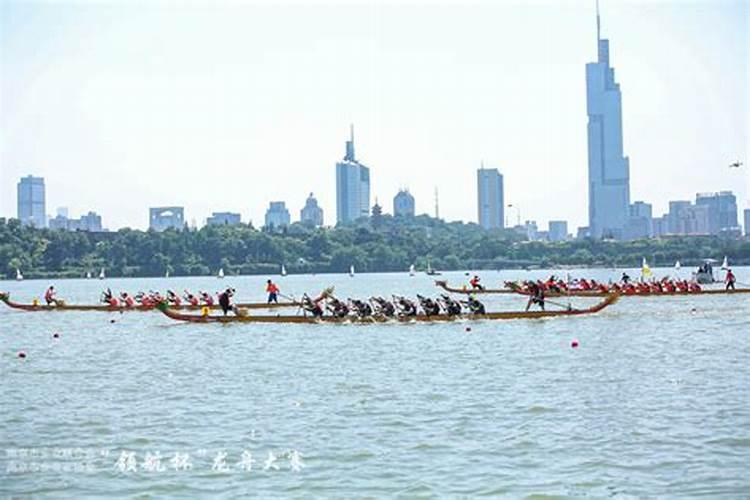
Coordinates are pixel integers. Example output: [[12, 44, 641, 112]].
[[674, 260, 681, 271], [165, 270, 170, 278], [86, 271, 92, 279], [16, 269, 23, 281], [349, 265, 355, 277], [721, 256, 729, 270], [281, 264, 287, 277], [425, 260, 441, 276], [409, 264, 415, 277], [99, 268, 105, 280], [218, 268, 225, 279]]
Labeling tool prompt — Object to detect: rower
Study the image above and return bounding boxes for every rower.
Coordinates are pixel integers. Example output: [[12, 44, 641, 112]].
[[184, 290, 200, 306], [166, 290, 181, 306], [200, 291, 215, 306], [469, 275, 484, 291], [349, 299, 372, 318], [119, 292, 136, 308], [266, 280, 280, 304], [44, 286, 58, 306], [439, 294, 462, 315], [370, 297, 396, 317], [302, 293, 325, 317], [326, 297, 349, 318], [101, 288, 118, 307], [417, 295, 441, 316], [725, 269, 736, 290], [394, 296, 418, 316], [464, 296, 485, 315]]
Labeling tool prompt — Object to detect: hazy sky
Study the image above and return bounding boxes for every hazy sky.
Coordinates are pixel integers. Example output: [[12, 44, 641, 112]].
[[1, 0, 747, 231]]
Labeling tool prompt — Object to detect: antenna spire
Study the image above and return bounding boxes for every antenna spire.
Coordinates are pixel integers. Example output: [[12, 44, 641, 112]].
[[596, 0, 601, 44]]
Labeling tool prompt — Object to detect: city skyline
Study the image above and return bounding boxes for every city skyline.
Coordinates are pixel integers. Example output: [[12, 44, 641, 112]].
[[0, 1, 747, 230]]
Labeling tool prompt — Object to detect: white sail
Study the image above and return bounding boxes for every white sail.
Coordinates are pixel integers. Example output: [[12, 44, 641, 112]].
[[99, 268, 105, 280], [281, 264, 287, 277], [409, 264, 415, 276], [165, 270, 170, 278], [427, 261, 433, 274], [349, 265, 355, 277], [721, 256, 729, 270], [674, 260, 681, 271], [86, 271, 92, 279], [218, 268, 225, 279], [16, 269, 23, 281]]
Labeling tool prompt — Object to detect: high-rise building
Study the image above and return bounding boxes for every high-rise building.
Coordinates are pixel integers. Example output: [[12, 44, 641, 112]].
[[744, 209, 750, 236], [149, 207, 185, 231], [17, 175, 46, 227], [49, 211, 104, 232], [548, 220, 569, 242], [586, 4, 630, 239], [300, 193, 324, 227], [336, 125, 370, 224], [265, 201, 290, 229], [625, 201, 652, 239], [206, 212, 241, 226], [695, 191, 739, 235], [393, 189, 415, 217], [477, 166, 504, 229]]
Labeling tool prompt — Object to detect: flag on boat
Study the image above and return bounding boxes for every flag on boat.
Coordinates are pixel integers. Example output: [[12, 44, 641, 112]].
[[641, 258, 652, 279]]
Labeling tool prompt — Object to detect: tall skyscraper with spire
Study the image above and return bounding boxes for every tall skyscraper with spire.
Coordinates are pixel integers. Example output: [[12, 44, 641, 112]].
[[335, 125, 371, 224], [586, 1, 630, 239]]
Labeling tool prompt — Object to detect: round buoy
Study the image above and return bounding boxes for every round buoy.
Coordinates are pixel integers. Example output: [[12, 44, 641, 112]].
[[465, 326, 472, 332], [110, 319, 116, 324], [52, 333, 60, 339], [17, 351, 27, 358], [571, 339, 579, 348]]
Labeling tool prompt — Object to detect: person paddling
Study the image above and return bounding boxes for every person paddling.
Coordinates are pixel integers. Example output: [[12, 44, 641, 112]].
[[725, 269, 736, 290], [266, 280, 280, 304]]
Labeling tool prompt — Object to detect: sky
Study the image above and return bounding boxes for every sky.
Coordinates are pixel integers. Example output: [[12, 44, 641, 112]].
[[0, 0, 747, 231]]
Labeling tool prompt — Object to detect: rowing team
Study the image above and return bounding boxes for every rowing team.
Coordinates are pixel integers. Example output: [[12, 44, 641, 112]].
[[297, 292, 486, 319], [99, 288, 223, 308], [511, 277, 705, 295]]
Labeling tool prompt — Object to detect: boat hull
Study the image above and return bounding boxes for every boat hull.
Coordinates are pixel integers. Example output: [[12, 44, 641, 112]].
[[156, 293, 619, 324], [0, 293, 298, 312]]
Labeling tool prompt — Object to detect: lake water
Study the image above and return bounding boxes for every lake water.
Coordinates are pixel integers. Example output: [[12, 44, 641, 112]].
[[2, 267, 749, 497]]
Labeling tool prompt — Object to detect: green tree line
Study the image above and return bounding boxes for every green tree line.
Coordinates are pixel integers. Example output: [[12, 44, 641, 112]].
[[1, 215, 749, 279]]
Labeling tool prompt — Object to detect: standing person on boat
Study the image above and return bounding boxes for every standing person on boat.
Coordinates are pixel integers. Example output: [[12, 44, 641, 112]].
[[525, 282, 545, 311], [218, 288, 235, 316], [44, 286, 58, 306], [621, 272, 631, 284], [469, 275, 484, 291], [725, 269, 736, 290], [266, 280, 280, 304]]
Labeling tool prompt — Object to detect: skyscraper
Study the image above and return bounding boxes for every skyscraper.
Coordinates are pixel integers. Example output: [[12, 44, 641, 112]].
[[393, 189, 415, 217], [477, 166, 504, 229], [17, 175, 46, 227], [744, 209, 750, 236], [586, 2, 630, 239], [695, 191, 739, 235], [336, 125, 370, 224], [265, 201, 290, 228], [300, 193, 324, 227]]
